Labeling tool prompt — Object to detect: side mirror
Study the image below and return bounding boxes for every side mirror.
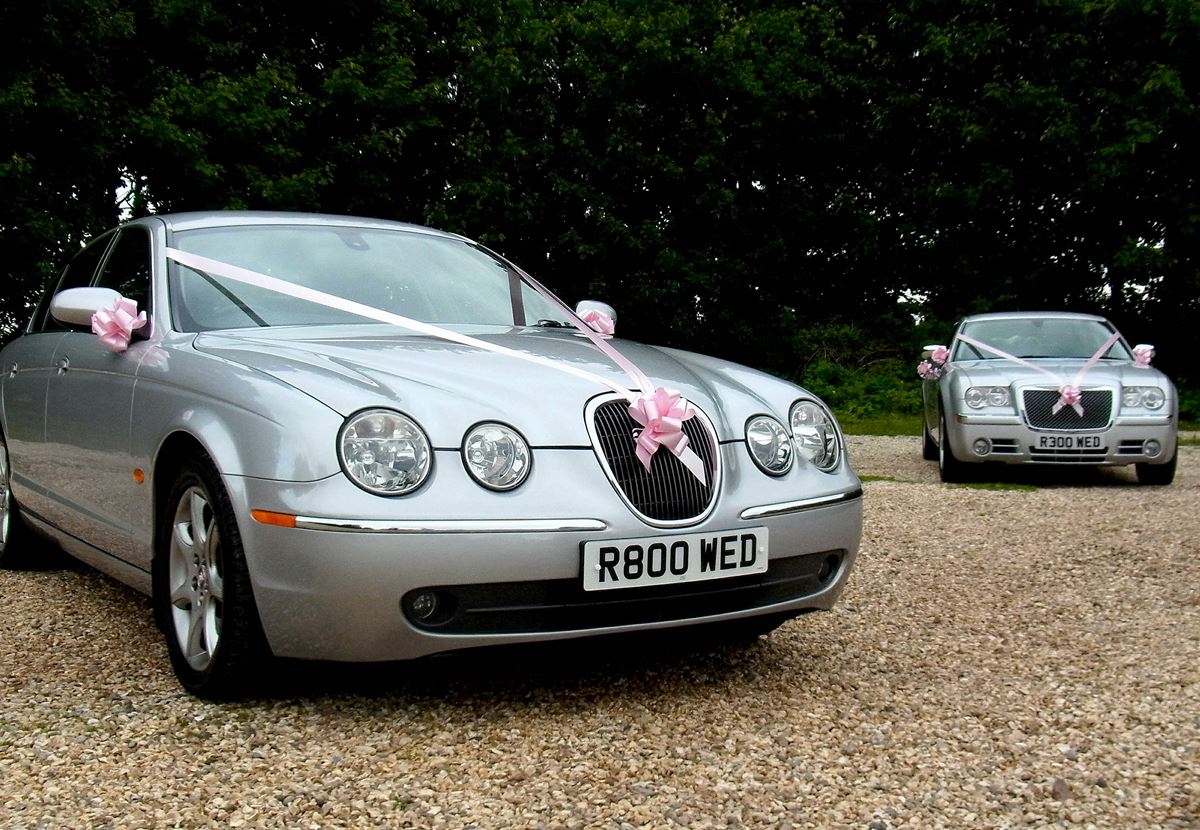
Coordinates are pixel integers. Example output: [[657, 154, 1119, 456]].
[[50, 287, 124, 328], [921, 343, 946, 360], [575, 300, 617, 326]]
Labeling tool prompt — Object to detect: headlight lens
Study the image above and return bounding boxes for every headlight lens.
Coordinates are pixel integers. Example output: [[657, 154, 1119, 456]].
[[965, 386, 1010, 409], [462, 422, 531, 490], [338, 409, 432, 496], [746, 416, 793, 475], [789, 400, 841, 471], [1122, 386, 1165, 410]]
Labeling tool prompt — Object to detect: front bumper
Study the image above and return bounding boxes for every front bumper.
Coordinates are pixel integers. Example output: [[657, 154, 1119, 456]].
[[947, 412, 1177, 466], [224, 444, 864, 661]]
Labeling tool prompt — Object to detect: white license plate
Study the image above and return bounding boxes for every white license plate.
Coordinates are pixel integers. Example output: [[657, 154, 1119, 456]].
[[582, 527, 768, 592], [1037, 434, 1102, 449]]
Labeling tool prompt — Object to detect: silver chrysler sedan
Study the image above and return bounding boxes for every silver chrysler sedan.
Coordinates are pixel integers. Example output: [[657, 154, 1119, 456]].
[[0, 212, 863, 697], [921, 311, 1178, 485]]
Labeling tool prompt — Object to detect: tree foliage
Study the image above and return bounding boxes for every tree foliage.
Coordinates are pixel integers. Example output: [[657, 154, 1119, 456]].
[[2, 0, 1197, 388]]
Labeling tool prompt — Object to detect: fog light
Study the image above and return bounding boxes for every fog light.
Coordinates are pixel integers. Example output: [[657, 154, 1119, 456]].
[[1144, 440, 1161, 458], [410, 591, 439, 620], [973, 438, 991, 456]]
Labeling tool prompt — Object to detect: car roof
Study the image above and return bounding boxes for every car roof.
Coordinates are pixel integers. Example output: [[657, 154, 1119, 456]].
[[144, 211, 463, 240], [959, 311, 1109, 324]]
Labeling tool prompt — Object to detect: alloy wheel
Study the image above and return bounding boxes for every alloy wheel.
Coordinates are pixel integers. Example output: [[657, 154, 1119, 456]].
[[168, 486, 225, 671]]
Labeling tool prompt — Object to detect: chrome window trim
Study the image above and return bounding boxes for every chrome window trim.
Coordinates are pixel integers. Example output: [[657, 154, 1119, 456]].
[[293, 517, 608, 534]]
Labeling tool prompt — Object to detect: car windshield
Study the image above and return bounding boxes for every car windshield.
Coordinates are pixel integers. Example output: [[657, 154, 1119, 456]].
[[954, 318, 1132, 361], [169, 225, 573, 332]]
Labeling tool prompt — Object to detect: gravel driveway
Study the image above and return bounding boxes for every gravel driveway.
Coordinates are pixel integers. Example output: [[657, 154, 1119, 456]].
[[1, 437, 1196, 829]]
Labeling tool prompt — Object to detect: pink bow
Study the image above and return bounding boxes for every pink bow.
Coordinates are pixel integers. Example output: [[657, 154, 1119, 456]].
[[1133, 345, 1154, 368], [580, 309, 615, 336], [91, 296, 147, 353], [1052, 385, 1084, 417], [627, 387, 707, 484], [930, 345, 950, 365], [917, 360, 941, 380]]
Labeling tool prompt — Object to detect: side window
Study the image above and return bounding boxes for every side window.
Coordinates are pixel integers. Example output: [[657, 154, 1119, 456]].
[[95, 227, 151, 312], [36, 232, 115, 331]]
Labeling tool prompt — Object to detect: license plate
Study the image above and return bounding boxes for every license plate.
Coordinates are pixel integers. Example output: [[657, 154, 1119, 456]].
[[1037, 434, 1102, 449], [582, 527, 768, 592]]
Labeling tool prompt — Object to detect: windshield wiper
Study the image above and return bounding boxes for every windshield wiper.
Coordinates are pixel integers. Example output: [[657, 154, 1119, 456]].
[[533, 319, 571, 328]]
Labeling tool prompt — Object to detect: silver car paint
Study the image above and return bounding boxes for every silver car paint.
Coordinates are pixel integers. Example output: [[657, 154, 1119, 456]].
[[1, 211, 864, 662], [923, 311, 1178, 466]]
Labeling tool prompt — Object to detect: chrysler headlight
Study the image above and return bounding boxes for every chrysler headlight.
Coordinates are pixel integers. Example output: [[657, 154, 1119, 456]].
[[789, 400, 841, 471], [462, 422, 531, 490], [1122, 386, 1165, 410], [746, 416, 793, 475], [965, 386, 1010, 409], [338, 409, 432, 496]]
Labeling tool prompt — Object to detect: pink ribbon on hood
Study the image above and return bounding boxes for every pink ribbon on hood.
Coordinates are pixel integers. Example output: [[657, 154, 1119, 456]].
[[627, 387, 707, 481], [91, 296, 146, 353]]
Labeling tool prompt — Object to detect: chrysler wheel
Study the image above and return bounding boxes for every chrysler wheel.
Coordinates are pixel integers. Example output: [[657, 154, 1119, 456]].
[[0, 438, 37, 570], [938, 408, 970, 483], [1136, 451, 1177, 486], [154, 456, 269, 698]]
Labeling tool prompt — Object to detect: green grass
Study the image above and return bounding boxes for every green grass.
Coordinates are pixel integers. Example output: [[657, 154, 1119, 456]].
[[839, 413, 922, 436], [859, 474, 900, 482], [1180, 433, 1200, 446]]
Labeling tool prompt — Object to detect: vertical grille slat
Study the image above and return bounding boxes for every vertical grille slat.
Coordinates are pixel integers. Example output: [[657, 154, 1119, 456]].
[[591, 397, 719, 523], [1022, 389, 1113, 431]]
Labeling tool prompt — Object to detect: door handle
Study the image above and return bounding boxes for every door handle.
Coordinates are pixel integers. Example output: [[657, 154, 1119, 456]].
[[56, 357, 70, 375], [6, 363, 16, 378]]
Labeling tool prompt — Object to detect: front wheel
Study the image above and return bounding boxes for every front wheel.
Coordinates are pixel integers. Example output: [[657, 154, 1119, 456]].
[[922, 423, 938, 461], [1136, 451, 1177, 486], [938, 409, 971, 483], [154, 455, 270, 698]]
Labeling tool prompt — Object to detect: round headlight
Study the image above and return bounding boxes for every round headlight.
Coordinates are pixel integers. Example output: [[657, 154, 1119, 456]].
[[1122, 386, 1166, 410], [789, 400, 841, 472], [746, 416, 793, 475], [1141, 387, 1165, 410], [338, 409, 432, 496], [964, 387, 987, 409], [462, 422, 531, 491], [986, 387, 1010, 407]]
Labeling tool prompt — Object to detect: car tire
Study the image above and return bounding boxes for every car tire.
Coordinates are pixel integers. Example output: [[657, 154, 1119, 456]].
[[922, 424, 938, 461], [0, 437, 43, 570], [938, 408, 971, 483], [1136, 451, 1177, 486], [153, 454, 270, 699]]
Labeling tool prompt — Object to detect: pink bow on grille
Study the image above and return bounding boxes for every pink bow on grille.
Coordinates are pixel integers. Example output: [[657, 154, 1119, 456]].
[[91, 296, 146, 353], [580, 309, 615, 336], [628, 388, 707, 484], [1133, 345, 1154, 368], [1053, 385, 1084, 417], [930, 345, 950, 365]]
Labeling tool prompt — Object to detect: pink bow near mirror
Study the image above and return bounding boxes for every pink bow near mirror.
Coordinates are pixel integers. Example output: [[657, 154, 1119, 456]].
[[92, 296, 147, 353]]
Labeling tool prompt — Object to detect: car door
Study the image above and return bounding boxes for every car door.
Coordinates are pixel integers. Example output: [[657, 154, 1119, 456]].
[[41, 226, 152, 561], [2, 233, 116, 521]]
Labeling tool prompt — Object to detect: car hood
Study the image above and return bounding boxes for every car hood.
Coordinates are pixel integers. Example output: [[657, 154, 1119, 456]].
[[950, 359, 1169, 388], [192, 324, 803, 446]]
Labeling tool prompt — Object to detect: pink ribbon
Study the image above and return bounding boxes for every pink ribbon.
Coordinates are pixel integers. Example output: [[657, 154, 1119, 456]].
[[931, 345, 950, 366], [579, 309, 615, 336], [1052, 385, 1083, 416], [91, 296, 146, 353], [1133, 345, 1154, 368], [954, 332, 1122, 418], [917, 360, 941, 380], [627, 388, 707, 483], [165, 248, 710, 483]]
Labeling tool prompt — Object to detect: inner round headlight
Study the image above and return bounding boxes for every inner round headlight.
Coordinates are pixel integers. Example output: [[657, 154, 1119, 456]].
[[338, 409, 432, 496], [746, 416, 793, 475], [789, 400, 841, 471], [462, 422, 531, 490]]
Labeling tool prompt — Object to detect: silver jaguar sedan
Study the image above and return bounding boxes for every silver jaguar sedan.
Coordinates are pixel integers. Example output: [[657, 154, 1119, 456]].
[[0, 212, 863, 697], [921, 311, 1178, 484]]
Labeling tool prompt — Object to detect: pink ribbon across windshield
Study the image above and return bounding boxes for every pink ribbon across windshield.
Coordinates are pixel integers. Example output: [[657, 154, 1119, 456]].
[[164, 247, 708, 483], [953, 331, 1123, 417]]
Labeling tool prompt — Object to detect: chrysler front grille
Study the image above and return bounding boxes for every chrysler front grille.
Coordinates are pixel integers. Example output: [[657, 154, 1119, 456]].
[[1022, 389, 1112, 431]]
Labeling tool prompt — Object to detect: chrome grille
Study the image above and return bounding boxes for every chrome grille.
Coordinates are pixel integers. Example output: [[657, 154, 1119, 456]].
[[591, 398, 719, 523], [1022, 389, 1112, 431]]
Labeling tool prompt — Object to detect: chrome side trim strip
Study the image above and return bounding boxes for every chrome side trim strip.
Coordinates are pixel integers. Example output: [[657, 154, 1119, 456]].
[[293, 517, 609, 534], [739, 488, 864, 521]]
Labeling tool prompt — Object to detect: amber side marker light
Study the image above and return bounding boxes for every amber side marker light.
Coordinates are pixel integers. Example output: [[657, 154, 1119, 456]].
[[132, 469, 145, 484], [251, 510, 297, 529]]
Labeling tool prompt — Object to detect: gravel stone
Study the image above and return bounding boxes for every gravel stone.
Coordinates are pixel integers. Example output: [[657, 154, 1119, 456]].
[[1, 437, 1196, 828]]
